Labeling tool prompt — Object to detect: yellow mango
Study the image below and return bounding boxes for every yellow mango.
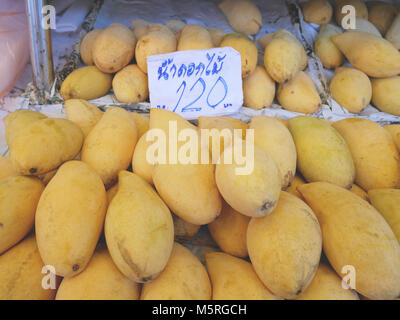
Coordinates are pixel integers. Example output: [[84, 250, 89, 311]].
[[219, 0, 262, 35], [65, 99, 103, 137], [35, 161, 107, 277], [0, 235, 58, 300], [81, 107, 138, 187], [264, 29, 306, 83], [130, 112, 149, 139], [298, 182, 400, 300], [371, 77, 400, 116], [177, 24, 213, 51], [56, 246, 140, 300], [92, 23, 136, 73], [150, 109, 221, 225], [250, 116, 297, 188], [208, 200, 250, 258], [331, 31, 400, 78], [105, 171, 174, 282], [0, 176, 44, 254], [113, 64, 149, 104], [60, 66, 112, 100], [296, 263, 359, 300], [330, 67, 372, 113], [285, 174, 306, 199], [172, 214, 200, 238], [140, 242, 211, 300], [243, 66, 276, 110], [384, 124, 400, 151], [80, 29, 103, 66], [332, 118, 400, 191], [277, 71, 321, 114], [3, 110, 47, 146], [289, 116, 355, 189], [350, 184, 369, 201], [301, 0, 333, 25], [335, 0, 368, 27], [368, 188, 400, 243], [9, 118, 83, 175], [205, 252, 280, 300], [135, 27, 177, 73], [0, 156, 18, 180], [314, 24, 344, 69], [153, 162, 221, 225], [220, 33, 258, 78], [367, 2, 396, 35], [247, 191, 322, 299], [216, 141, 282, 218]]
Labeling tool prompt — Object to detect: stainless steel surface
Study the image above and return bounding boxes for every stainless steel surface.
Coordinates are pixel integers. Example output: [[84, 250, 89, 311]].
[[25, 0, 55, 93]]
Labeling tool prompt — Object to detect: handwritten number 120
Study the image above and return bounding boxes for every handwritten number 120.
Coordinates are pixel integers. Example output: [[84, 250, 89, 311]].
[[173, 77, 228, 113]]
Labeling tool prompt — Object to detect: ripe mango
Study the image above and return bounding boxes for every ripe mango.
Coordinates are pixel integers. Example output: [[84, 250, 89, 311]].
[[208, 200, 250, 258], [177, 24, 213, 51], [220, 33, 258, 78], [330, 67, 372, 113], [105, 171, 174, 282], [289, 116, 355, 188], [277, 71, 321, 114], [56, 246, 140, 300], [9, 118, 83, 175], [296, 263, 359, 300], [331, 31, 400, 78], [3, 110, 47, 146], [219, 0, 262, 36], [140, 243, 211, 300], [216, 141, 282, 218], [314, 24, 344, 69], [0, 235, 58, 300], [80, 29, 103, 66], [35, 161, 107, 277], [371, 77, 400, 116], [60, 66, 112, 100], [92, 23, 136, 73], [332, 118, 400, 191], [298, 182, 400, 300], [0, 176, 44, 254], [112, 64, 149, 103], [81, 107, 138, 187], [247, 191, 322, 299], [249, 116, 297, 188], [243, 66, 276, 110], [205, 252, 280, 300], [301, 0, 333, 25]]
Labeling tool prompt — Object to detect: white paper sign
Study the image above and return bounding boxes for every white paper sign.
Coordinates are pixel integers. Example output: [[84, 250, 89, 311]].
[[147, 47, 243, 120]]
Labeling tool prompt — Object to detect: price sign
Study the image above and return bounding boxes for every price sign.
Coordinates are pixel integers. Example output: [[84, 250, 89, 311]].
[[147, 47, 243, 120]]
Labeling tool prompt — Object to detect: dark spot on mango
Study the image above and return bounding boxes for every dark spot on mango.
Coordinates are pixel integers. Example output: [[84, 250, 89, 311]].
[[72, 264, 79, 272], [0, 222, 3, 227], [29, 168, 37, 174]]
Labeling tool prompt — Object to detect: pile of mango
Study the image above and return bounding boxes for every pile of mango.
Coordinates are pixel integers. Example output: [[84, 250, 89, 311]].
[[302, 0, 400, 115], [60, 0, 400, 117], [0, 103, 400, 300]]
